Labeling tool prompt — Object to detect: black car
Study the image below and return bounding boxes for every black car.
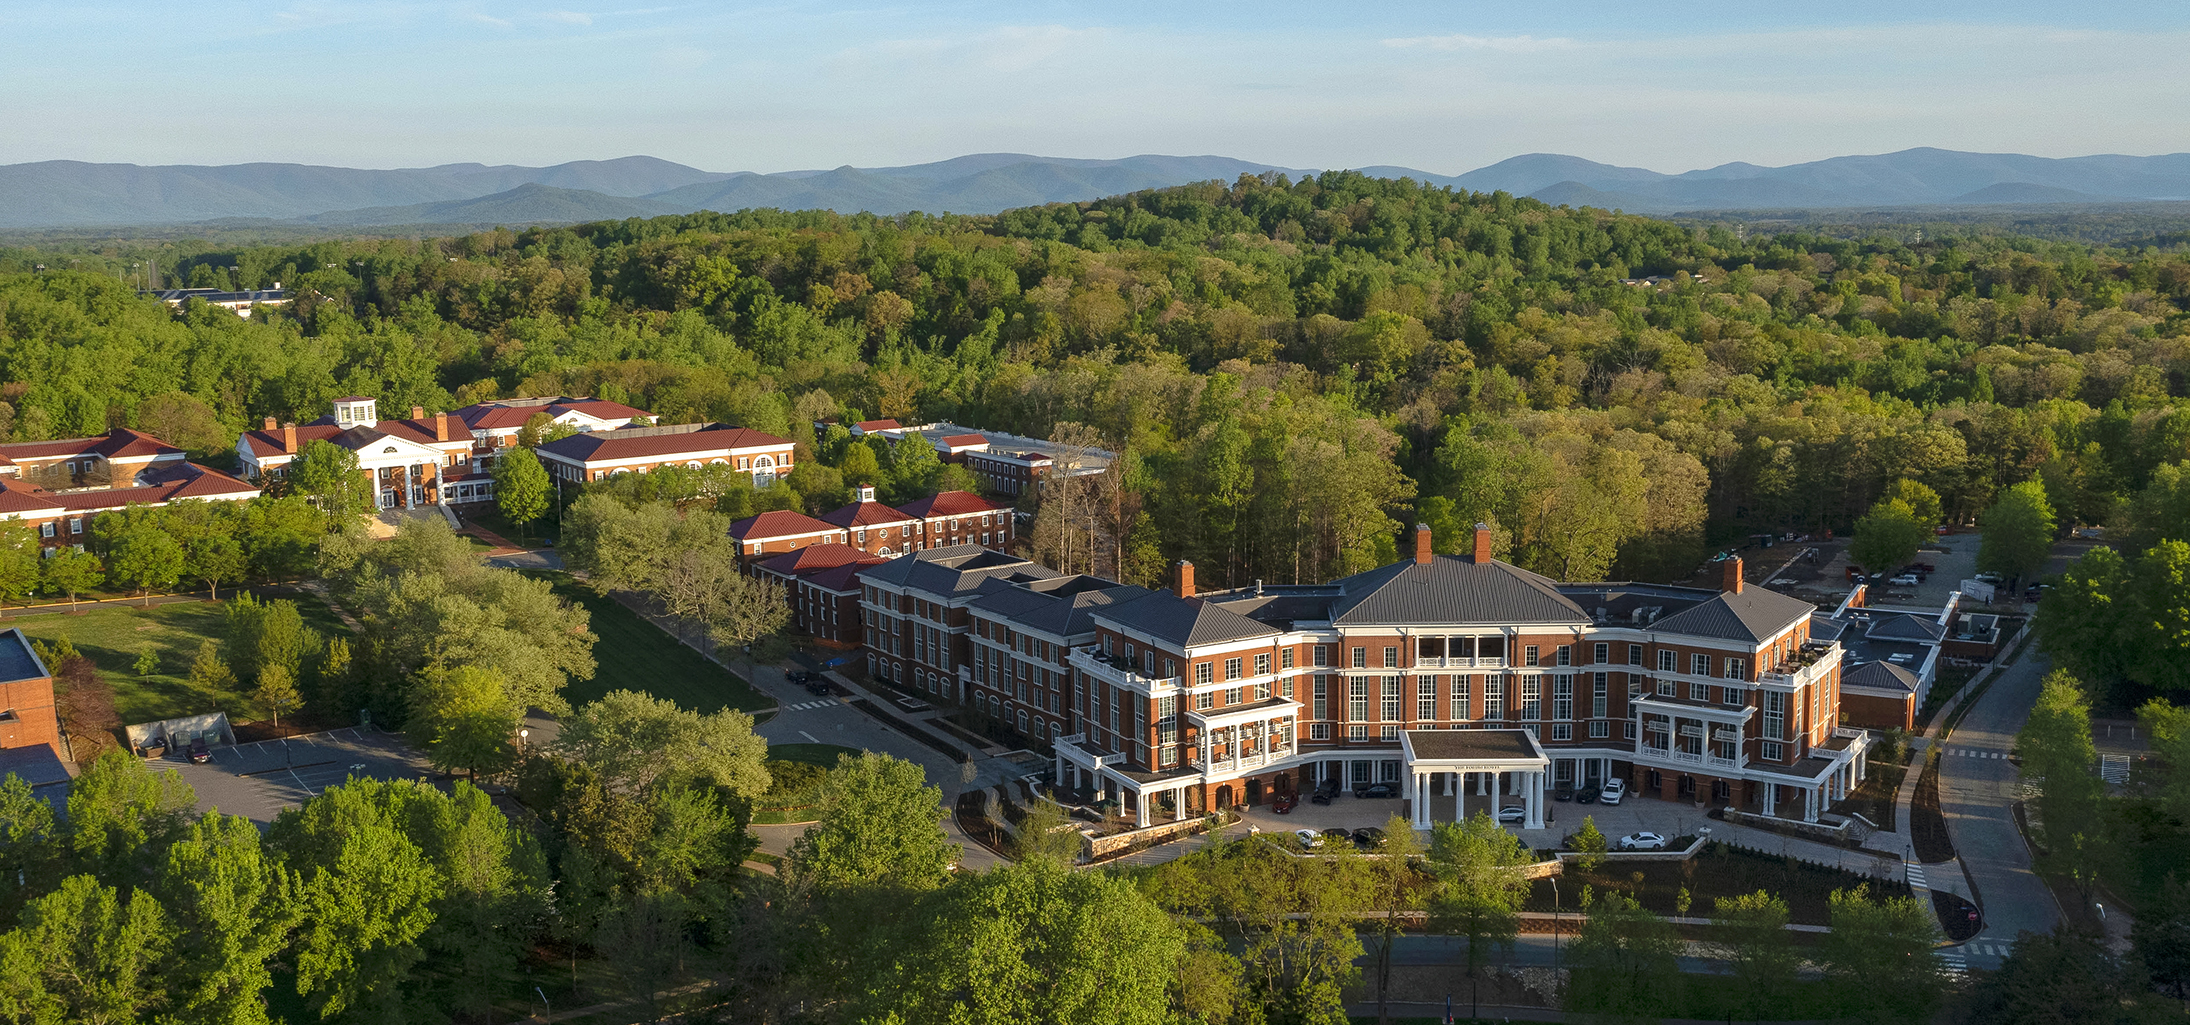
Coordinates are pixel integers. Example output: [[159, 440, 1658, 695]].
[[1321, 827, 1352, 845], [1574, 785, 1600, 804], [1352, 826, 1387, 848], [1554, 784, 1574, 802], [1310, 779, 1339, 805], [1359, 782, 1399, 799], [186, 737, 211, 764]]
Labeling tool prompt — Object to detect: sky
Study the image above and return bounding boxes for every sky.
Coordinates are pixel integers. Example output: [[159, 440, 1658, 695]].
[[2, 0, 2187, 174]]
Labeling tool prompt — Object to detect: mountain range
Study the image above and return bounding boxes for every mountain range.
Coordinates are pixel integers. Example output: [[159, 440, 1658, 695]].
[[2, 148, 2187, 230]]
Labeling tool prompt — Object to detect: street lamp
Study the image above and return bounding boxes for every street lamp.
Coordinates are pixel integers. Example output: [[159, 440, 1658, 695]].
[[519, 727, 529, 759]]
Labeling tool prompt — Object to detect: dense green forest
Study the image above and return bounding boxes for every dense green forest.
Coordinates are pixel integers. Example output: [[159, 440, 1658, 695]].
[[4, 172, 2189, 590]]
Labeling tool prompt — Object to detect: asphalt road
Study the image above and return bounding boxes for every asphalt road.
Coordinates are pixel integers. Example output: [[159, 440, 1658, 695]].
[[1937, 645, 2061, 963]]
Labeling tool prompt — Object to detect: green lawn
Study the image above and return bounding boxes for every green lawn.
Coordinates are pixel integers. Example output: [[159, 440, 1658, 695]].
[[535, 573, 774, 714], [768, 742, 864, 767], [9, 591, 348, 726]]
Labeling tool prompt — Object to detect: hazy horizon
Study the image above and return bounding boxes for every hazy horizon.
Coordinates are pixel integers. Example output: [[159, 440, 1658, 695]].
[[2, 1, 2185, 175]]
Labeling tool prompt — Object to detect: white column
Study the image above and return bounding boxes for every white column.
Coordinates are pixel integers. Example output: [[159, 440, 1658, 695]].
[[1477, 771, 1489, 796], [1803, 785, 1817, 823], [1444, 770, 1455, 796], [1136, 789, 1150, 828], [1763, 783, 1775, 816], [1524, 771, 1544, 829], [1175, 784, 1189, 821], [1414, 773, 1430, 828]]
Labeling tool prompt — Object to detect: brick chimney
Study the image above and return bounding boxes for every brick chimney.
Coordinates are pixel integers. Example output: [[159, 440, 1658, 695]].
[[262, 416, 276, 432], [1472, 522, 1493, 564], [433, 412, 450, 442], [1414, 523, 1434, 565], [1175, 560, 1196, 600], [1722, 556, 1745, 595], [410, 405, 425, 421], [281, 422, 297, 452]]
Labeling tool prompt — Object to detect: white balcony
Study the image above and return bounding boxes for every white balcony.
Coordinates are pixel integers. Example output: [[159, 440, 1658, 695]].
[[1412, 655, 1509, 670], [1070, 646, 1177, 691], [1759, 641, 1842, 689]]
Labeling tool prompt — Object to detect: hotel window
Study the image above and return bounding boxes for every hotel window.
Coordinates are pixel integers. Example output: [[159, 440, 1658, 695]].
[[1763, 691, 1786, 740], [1690, 680, 1708, 701], [1196, 689, 1214, 711], [1382, 646, 1398, 668], [1552, 675, 1573, 720], [1254, 652, 1271, 676], [68, 519, 82, 535], [1628, 644, 1644, 666], [1314, 645, 1331, 667], [1624, 721, 1638, 740], [1351, 646, 1366, 668], [1348, 724, 1367, 741], [1453, 675, 1470, 720], [1311, 722, 1331, 740], [1280, 676, 1294, 698], [1594, 642, 1609, 664], [1224, 657, 1242, 680], [1589, 720, 1611, 738], [1483, 677, 1504, 720], [1551, 723, 1573, 741], [1520, 678, 1541, 721], [1165, 660, 1177, 679], [1225, 687, 1242, 705], [1592, 674, 1608, 718], [1313, 676, 1328, 719], [1380, 725, 1399, 741], [1417, 677, 1437, 721], [1725, 685, 1744, 707], [1762, 741, 1785, 762], [1348, 677, 1368, 721], [1524, 645, 1540, 667], [1691, 652, 1712, 676], [1724, 657, 1746, 680], [1380, 676, 1401, 721], [1657, 679, 1676, 697], [1556, 645, 1572, 666], [1657, 649, 1675, 673], [1280, 648, 1294, 669], [1194, 662, 1213, 687], [38, 523, 53, 538], [1253, 680, 1269, 700]]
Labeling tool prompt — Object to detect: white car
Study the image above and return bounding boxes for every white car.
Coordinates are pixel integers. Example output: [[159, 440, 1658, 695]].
[[1617, 831, 1670, 851], [1497, 805, 1526, 824], [1599, 779, 1626, 805], [1294, 828, 1323, 849], [1889, 574, 1920, 586]]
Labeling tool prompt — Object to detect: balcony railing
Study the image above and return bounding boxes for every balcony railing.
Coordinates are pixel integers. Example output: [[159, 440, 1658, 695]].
[[1759, 642, 1842, 688], [1070, 647, 1177, 690], [1411, 655, 1509, 669]]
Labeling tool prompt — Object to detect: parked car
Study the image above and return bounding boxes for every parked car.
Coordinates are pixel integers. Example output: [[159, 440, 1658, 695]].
[[1553, 784, 1574, 802], [1975, 572, 2004, 585], [1359, 782, 1399, 799], [1889, 574, 1920, 586], [1496, 805, 1526, 824], [1599, 779, 1626, 806], [1574, 785, 1600, 804], [1272, 794, 1299, 814], [1616, 831, 1670, 851], [1322, 827, 1352, 846], [187, 737, 211, 764], [1294, 828, 1324, 849], [1311, 780, 1339, 805], [1352, 826, 1387, 848]]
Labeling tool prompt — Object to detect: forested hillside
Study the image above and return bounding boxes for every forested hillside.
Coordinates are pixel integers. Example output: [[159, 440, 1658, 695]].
[[4, 171, 2188, 590]]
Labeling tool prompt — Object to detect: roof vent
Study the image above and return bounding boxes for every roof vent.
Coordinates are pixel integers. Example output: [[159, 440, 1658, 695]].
[[1593, 607, 1607, 622]]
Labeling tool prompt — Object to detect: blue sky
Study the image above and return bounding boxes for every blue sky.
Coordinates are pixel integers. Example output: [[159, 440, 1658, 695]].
[[3, 1, 2185, 173]]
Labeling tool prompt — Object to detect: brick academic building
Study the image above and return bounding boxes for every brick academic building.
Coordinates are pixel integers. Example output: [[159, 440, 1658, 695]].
[[860, 523, 1870, 829]]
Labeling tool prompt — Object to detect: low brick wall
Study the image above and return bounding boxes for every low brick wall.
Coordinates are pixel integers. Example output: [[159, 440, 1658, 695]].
[[1085, 815, 1218, 860], [1552, 835, 1708, 863]]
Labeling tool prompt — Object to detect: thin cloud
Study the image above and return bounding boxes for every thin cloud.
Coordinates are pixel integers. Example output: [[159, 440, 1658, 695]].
[[1383, 33, 1576, 52]]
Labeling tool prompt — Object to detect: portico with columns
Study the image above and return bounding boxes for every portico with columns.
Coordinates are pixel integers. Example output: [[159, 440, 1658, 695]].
[[1400, 728, 1552, 830]]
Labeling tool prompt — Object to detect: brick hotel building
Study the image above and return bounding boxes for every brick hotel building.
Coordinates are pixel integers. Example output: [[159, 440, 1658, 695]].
[[861, 523, 1867, 830]]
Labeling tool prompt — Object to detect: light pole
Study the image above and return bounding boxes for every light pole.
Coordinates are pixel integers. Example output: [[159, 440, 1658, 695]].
[[519, 727, 529, 760]]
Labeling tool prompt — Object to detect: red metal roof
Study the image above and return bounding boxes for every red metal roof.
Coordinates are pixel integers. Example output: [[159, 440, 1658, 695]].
[[538, 423, 791, 464], [757, 542, 888, 575], [455, 396, 652, 431], [729, 509, 842, 541], [896, 490, 1003, 518], [939, 433, 987, 447], [855, 419, 903, 432], [820, 499, 919, 528], [0, 429, 183, 463]]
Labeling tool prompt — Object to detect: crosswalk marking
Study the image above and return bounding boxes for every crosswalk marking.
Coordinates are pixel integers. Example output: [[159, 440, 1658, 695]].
[[781, 699, 839, 711], [2101, 754, 2130, 784], [1905, 863, 1929, 889], [1949, 748, 2008, 759]]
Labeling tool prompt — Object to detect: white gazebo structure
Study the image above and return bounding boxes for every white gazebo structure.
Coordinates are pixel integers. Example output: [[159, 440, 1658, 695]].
[[1401, 729, 1552, 830]]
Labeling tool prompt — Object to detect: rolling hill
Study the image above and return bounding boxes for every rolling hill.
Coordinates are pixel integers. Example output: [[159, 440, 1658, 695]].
[[4, 148, 2189, 229]]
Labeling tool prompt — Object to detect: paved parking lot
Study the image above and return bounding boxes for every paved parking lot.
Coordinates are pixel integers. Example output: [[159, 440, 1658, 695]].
[[163, 727, 433, 824], [1236, 789, 1718, 849]]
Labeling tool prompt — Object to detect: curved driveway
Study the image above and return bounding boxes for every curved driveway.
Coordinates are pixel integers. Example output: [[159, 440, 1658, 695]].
[[1937, 647, 2060, 965]]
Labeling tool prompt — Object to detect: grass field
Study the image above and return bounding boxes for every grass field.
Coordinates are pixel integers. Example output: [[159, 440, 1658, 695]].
[[768, 742, 863, 767], [535, 573, 774, 714], [10, 591, 348, 726]]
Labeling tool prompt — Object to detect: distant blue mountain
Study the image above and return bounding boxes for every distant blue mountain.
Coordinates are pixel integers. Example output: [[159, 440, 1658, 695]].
[[3, 147, 2187, 229]]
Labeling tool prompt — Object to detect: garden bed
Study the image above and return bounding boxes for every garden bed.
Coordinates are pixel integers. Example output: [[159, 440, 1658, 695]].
[[1911, 751, 1956, 863], [1526, 843, 1912, 926], [954, 789, 1011, 857]]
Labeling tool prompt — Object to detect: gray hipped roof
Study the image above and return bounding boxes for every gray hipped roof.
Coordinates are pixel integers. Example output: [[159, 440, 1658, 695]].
[[1328, 556, 1590, 627], [1843, 660, 1921, 695], [1095, 589, 1281, 648], [1646, 586, 1815, 643], [969, 578, 1153, 638], [857, 544, 1060, 598]]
